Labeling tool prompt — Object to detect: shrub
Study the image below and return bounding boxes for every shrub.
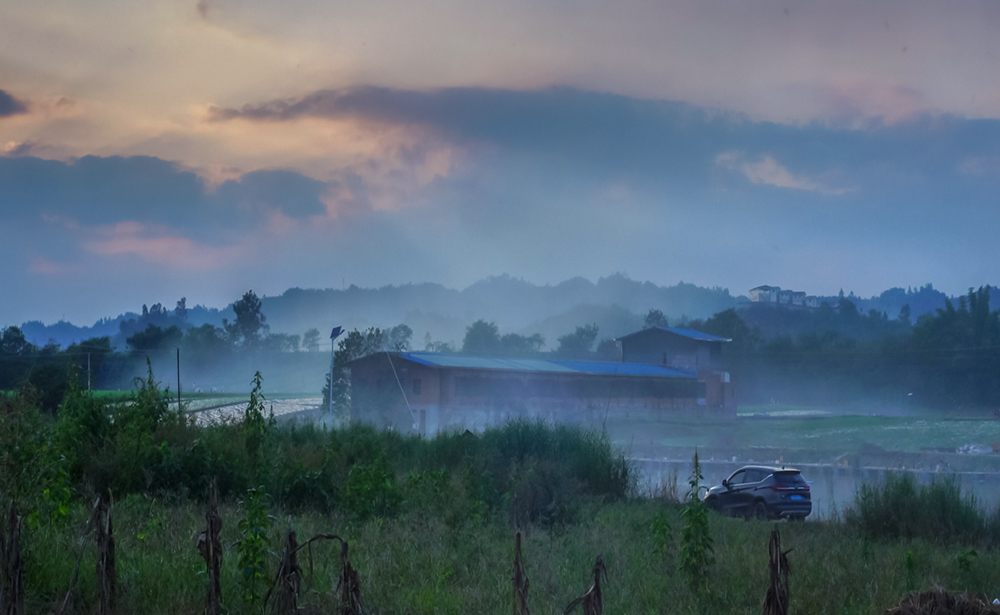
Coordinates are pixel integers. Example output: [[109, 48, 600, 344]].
[[845, 472, 987, 544]]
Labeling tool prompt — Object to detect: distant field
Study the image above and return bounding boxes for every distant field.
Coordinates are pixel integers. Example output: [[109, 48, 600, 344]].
[[607, 408, 1000, 460], [0, 390, 316, 413]]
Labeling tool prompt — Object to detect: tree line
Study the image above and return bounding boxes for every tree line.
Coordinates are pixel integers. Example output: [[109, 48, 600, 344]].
[[689, 286, 1000, 408], [0, 290, 324, 409], [6, 285, 1000, 410]]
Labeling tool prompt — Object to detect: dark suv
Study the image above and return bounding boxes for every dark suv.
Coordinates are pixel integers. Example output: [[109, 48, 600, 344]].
[[703, 465, 811, 521]]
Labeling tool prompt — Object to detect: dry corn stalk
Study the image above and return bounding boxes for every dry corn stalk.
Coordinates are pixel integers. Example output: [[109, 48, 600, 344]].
[[95, 499, 116, 615], [197, 480, 223, 615], [0, 501, 24, 615], [266, 533, 363, 615], [564, 556, 606, 615], [264, 518, 304, 615], [763, 526, 791, 615], [334, 537, 364, 615], [513, 531, 530, 615]]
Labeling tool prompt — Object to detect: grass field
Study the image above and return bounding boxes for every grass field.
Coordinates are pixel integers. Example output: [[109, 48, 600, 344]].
[[17, 496, 1000, 615]]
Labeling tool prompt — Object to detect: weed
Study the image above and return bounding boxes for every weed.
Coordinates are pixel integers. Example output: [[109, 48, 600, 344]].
[[650, 511, 672, 558], [243, 372, 275, 484], [236, 486, 273, 607], [678, 449, 714, 595]]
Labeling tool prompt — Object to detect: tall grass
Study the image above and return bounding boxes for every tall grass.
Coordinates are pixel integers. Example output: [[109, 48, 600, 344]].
[[845, 472, 990, 544], [18, 497, 1000, 615]]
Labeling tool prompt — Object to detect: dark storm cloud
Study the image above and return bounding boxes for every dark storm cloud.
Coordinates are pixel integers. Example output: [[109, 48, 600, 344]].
[[0, 89, 27, 117], [211, 86, 1000, 199], [215, 169, 327, 218], [211, 86, 726, 179], [0, 155, 207, 226], [0, 155, 329, 236]]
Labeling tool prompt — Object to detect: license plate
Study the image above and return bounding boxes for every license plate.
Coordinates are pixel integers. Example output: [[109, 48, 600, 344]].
[[790, 495, 803, 501]]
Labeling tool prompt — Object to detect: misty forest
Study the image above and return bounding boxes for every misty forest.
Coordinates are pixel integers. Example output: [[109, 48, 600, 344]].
[[4, 277, 1000, 614]]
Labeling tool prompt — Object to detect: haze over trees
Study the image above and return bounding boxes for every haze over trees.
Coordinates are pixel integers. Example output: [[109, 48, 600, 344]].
[[4, 279, 1000, 409]]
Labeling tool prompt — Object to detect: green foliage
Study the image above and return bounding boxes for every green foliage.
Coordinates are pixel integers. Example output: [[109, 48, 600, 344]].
[[322, 326, 391, 414], [0, 325, 37, 355], [302, 327, 321, 352], [644, 308, 669, 329], [243, 371, 274, 483], [26, 458, 73, 528], [555, 323, 599, 358], [903, 549, 917, 591], [126, 324, 183, 354], [678, 450, 714, 594], [53, 371, 110, 482], [344, 454, 402, 520], [25, 363, 73, 414], [845, 472, 988, 544], [225, 289, 269, 350], [462, 319, 501, 355], [650, 510, 672, 558], [0, 387, 47, 499], [461, 320, 545, 356], [236, 486, 273, 606]]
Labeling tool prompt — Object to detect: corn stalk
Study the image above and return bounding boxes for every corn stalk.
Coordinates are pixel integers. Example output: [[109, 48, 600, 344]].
[[564, 556, 606, 615]]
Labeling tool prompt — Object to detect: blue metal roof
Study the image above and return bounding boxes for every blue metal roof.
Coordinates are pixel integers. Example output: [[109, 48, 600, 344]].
[[398, 351, 695, 378], [617, 326, 731, 343]]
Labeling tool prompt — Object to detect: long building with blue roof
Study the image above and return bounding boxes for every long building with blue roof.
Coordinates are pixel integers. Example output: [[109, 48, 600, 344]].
[[347, 325, 736, 433]]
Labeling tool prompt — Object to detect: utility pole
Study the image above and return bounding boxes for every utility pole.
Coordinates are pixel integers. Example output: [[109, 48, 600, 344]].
[[87, 352, 91, 392], [176, 347, 182, 409]]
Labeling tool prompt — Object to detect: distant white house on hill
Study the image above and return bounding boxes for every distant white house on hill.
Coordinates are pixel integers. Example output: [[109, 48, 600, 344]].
[[750, 285, 821, 309]]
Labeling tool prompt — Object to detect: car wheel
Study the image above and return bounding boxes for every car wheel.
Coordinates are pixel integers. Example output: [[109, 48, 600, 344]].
[[753, 500, 768, 521]]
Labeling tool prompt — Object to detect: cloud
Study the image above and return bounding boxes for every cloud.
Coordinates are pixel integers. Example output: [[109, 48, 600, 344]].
[[215, 169, 327, 219], [716, 151, 848, 195], [0, 89, 27, 117], [3, 141, 34, 157], [85, 221, 245, 269], [0, 155, 331, 233], [28, 256, 79, 276]]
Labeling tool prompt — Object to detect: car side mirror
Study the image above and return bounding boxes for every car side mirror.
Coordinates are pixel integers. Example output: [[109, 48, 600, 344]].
[[722, 479, 729, 488]]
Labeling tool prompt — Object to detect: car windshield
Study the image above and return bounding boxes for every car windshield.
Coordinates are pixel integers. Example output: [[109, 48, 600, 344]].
[[773, 472, 806, 485]]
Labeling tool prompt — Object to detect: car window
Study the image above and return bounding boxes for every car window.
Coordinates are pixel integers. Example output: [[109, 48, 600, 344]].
[[728, 470, 746, 484], [744, 469, 765, 483], [773, 472, 806, 485]]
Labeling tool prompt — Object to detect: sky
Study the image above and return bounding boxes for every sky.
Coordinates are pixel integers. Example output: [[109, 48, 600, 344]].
[[2, 0, 1000, 327]]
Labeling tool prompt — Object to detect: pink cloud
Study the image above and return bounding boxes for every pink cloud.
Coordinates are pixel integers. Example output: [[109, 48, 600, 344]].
[[28, 257, 79, 275], [86, 222, 244, 270]]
